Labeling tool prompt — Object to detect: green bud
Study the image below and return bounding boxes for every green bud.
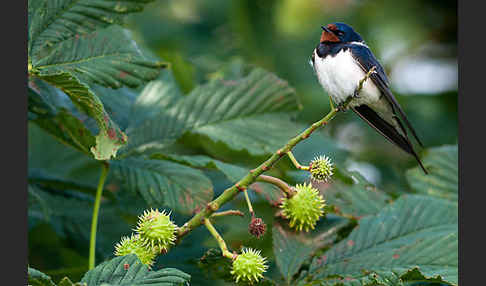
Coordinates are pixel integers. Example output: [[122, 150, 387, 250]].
[[134, 209, 178, 253], [114, 234, 156, 268], [309, 155, 334, 182], [230, 248, 268, 283], [280, 182, 326, 232]]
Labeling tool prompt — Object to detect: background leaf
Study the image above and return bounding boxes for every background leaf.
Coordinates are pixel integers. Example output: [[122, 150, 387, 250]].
[[126, 70, 183, 130], [28, 123, 101, 193], [32, 25, 165, 89], [406, 145, 458, 200], [273, 215, 350, 285], [28, 267, 57, 286], [28, 184, 130, 260], [35, 71, 127, 160], [150, 154, 248, 183], [121, 68, 302, 157], [110, 158, 213, 214], [318, 170, 392, 218], [305, 195, 458, 285], [28, 0, 155, 56], [81, 254, 190, 285]]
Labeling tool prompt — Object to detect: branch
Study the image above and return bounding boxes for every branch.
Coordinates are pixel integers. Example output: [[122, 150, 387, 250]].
[[176, 67, 374, 241], [177, 107, 339, 239], [210, 210, 245, 218], [257, 175, 295, 198]]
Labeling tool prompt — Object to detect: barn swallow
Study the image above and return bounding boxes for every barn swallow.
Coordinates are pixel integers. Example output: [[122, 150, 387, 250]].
[[310, 22, 428, 174]]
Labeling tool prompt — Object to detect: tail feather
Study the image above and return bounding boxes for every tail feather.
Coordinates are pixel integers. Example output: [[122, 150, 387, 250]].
[[352, 105, 428, 174]]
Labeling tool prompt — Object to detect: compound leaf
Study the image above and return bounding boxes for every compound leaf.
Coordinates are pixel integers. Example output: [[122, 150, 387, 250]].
[[31, 25, 166, 89], [35, 71, 127, 160], [304, 195, 458, 285], [123, 68, 302, 157], [28, 0, 155, 57], [110, 158, 213, 214], [81, 254, 190, 285], [28, 267, 57, 286], [406, 145, 458, 200]]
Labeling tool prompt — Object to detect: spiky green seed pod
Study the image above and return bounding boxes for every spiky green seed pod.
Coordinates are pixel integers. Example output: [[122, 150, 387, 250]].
[[309, 155, 334, 182], [230, 248, 268, 284], [134, 209, 178, 253], [280, 182, 326, 232], [114, 234, 156, 267]]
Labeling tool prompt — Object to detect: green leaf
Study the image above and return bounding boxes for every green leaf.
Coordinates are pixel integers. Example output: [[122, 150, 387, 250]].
[[300, 270, 404, 286], [305, 195, 458, 285], [197, 248, 234, 282], [126, 70, 183, 130], [58, 277, 87, 286], [81, 254, 190, 285], [93, 85, 138, 131], [273, 215, 350, 284], [152, 153, 286, 206], [28, 184, 52, 223], [111, 158, 213, 214], [28, 123, 102, 194], [28, 184, 128, 259], [406, 145, 458, 200], [122, 68, 302, 156], [29, 77, 97, 155], [31, 25, 166, 89], [191, 113, 304, 156], [322, 170, 392, 218], [28, 267, 57, 286], [150, 153, 248, 183], [28, 0, 155, 57], [28, 83, 57, 120], [36, 71, 127, 160], [29, 83, 96, 155]]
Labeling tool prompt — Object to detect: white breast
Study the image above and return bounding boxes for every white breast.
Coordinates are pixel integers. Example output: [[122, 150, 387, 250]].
[[313, 49, 381, 107]]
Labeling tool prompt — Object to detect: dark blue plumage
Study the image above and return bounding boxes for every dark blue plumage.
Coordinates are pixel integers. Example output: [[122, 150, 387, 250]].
[[311, 22, 427, 174]]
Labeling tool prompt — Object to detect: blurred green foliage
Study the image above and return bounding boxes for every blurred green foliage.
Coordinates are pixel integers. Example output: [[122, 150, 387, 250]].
[[28, 0, 457, 285], [126, 0, 457, 191]]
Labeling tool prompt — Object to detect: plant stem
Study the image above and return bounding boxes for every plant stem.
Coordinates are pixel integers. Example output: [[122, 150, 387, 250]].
[[211, 210, 245, 218], [175, 68, 375, 256], [243, 190, 254, 217], [89, 162, 109, 269], [203, 218, 234, 259], [257, 175, 295, 197], [286, 151, 310, 171], [329, 96, 335, 110], [177, 107, 339, 239], [356, 66, 376, 94]]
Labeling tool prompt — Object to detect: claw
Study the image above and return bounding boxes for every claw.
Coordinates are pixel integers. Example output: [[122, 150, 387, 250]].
[[337, 102, 348, 112]]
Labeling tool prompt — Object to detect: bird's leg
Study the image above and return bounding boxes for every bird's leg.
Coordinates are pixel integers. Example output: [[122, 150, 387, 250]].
[[336, 101, 349, 112], [354, 66, 377, 98]]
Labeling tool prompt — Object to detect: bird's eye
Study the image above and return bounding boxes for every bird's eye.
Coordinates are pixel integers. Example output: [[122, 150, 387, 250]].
[[335, 30, 344, 36]]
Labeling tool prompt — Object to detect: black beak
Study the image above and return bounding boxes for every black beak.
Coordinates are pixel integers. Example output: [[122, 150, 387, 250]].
[[321, 25, 332, 33]]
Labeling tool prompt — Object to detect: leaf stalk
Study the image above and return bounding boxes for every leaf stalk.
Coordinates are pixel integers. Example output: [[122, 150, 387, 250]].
[[286, 151, 310, 171], [203, 218, 234, 259], [256, 175, 295, 197], [89, 162, 109, 269]]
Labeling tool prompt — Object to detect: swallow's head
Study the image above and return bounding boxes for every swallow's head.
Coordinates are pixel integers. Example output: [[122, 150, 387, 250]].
[[320, 22, 363, 44]]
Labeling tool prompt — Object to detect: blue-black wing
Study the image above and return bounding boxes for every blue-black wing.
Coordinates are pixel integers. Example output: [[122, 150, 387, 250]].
[[349, 44, 424, 147]]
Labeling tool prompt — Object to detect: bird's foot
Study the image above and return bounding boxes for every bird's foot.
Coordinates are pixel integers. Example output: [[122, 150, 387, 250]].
[[337, 102, 349, 112]]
